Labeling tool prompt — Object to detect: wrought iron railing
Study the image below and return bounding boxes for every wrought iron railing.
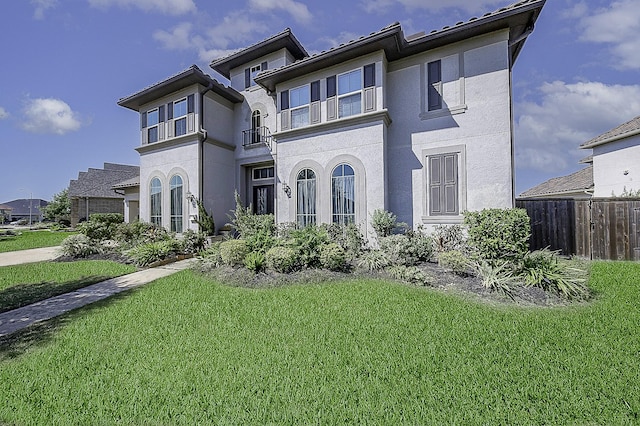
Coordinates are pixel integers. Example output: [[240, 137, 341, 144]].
[[242, 126, 272, 149]]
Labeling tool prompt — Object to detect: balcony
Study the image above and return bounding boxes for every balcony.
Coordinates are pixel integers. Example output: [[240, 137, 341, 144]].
[[242, 126, 273, 149]]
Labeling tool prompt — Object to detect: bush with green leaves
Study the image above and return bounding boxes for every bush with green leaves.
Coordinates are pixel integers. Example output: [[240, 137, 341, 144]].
[[387, 265, 431, 286], [464, 208, 530, 265], [219, 239, 249, 267], [125, 239, 181, 267], [78, 213, 124, 241], [227, 191, 275, 239], [473, 260, 516, 297], [378, 232, 433, 266], [519, 249, 589, 299], [371, 209, 397, 238], [60, 234, 102, 258], [432, 224, 466, 253], [438, 250, 469, 275], [357, 249, 391, 272], [199, 242, 222, 267], [289, 225, 330, 268], [322, 223, 364, 258], [244, 251, 266, 273], [194, 198, 216, 236], [265, 246, 301, 273], [319, 243, 347, 271], [114, 221, 171, 247], [180, 229, 207, 254]]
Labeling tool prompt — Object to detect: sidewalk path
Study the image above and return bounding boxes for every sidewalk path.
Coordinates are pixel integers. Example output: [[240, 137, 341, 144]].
[[0, 246, 61, 267], [0, 259, 194, 337]]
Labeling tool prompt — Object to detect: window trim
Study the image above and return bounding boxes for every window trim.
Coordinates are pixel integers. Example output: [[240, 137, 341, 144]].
[[421, 145, 467, 224]]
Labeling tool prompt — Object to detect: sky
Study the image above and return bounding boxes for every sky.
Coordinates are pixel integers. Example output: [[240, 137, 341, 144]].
[[1, 0, 639, 203]]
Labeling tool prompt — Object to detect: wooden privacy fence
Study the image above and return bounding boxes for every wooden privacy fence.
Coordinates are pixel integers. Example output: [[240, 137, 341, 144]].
[[515, 198, 640, 261]]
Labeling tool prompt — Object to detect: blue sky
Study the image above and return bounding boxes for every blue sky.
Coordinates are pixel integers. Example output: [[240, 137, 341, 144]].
[[1, 0, 639, 203]]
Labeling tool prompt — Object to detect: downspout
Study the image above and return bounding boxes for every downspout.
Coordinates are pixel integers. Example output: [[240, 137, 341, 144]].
[[199, 82, 215, 224]]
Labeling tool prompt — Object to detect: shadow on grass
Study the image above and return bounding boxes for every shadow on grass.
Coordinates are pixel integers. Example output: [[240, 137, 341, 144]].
[[0, 276, 119, 314], [0, 288, 138, 361]]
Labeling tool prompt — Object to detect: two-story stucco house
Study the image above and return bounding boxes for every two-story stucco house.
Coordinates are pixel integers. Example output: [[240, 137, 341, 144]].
[[117, 0, 545, 238]]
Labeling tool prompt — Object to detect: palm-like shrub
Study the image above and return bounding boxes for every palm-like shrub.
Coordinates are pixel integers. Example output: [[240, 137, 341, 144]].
[[244, 251, 265, 273], [519, 249, 589, 299], [473, 260, 517, 296], [357, 249, 391, 271], [126, 239, 181, 267]]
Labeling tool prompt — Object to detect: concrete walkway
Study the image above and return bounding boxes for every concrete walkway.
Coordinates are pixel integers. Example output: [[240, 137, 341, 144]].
[[0, 246, 61, 267], [0, 251, 194, 337]]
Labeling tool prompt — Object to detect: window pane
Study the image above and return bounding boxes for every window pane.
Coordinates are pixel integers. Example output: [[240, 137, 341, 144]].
[[332, 164, 355, 224], [175, 117, 187, 136], [338, 93, 361, 118], [297, 169, 316, 227], [174, 99, 187, 118], [290, 85, 310, 108], [338, 69, 362, 95], [291, 106, 309, 128], [148, 127, 158, 143], [150, 178, 162, 226], [170, 175, 183, 233], [147, 109, 159, 126]]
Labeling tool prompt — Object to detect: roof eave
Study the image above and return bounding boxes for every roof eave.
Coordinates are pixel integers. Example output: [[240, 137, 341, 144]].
[[580, 128, 640, 149]]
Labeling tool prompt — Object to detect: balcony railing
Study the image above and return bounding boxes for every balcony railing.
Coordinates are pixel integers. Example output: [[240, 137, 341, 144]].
[[242, 126, 272, 149]]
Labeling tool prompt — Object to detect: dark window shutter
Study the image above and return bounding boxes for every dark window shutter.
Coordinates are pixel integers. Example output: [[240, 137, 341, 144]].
[[428, 60, 442, 111], [326, 75, 336, 98], [428, 153, 458, 216], [187, 94, 195, 113], [167, 102, 173, 120], [281, 90, 289, 110], [311, 80, 320, 102], [141, 112, 147, 129], [244, 68, 251, 89], [158, 105, 165, 122], [364, 64, 375, 88], [261, 61, 268, 71]]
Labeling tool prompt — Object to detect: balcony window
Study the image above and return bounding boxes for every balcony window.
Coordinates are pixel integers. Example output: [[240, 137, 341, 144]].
[[338, 69, 362, 118]]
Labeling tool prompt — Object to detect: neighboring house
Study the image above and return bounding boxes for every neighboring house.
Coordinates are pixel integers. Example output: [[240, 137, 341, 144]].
[[0, 204, 12, 224], [518, 158, 594, 199], [580, 115, 640, 197], [1, 199, 48, 223], [112, 176, 141, 223], [68, 163, 140, 226], [117, 0, 545, 238]]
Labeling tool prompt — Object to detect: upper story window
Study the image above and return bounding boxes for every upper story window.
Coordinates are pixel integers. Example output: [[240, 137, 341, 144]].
[[245, 61, 268, 89], [173, 98, 187, 136], [140, 94, 195, 144], [422, 54, 466, 119], [427, 60, 442, 111], [338, 69, 362, 118], [146, 108, 159, 143], [289, 84, 310, 129]]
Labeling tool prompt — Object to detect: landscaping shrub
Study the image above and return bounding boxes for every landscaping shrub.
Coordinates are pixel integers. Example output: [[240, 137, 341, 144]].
[[322, 223, 364, 258], [115, 221, 171, 247], [378, 232, 433, 266], [265, 246, 301, 273], [244, 251, 265, 273], [194, 198, 215, 236], [438, 250, 469, 275], [357, 249, 390, 272], [464, 208, 530, 265], [60, 234, 102, 258], [473, 260, 516, 296], [228, 192, 275, 239], [180, 229, 207, 254], [319, 243, 347, 271], [245, 229, 277, 255], [290, 225, 330, 268], [519, 248, 589, 299], [387, 265, 431, 286], [219, 239, 249, 267], [125, 239, 181, 267], [432, 224, 466, 253], [199, 242, 222, 267], [371, 209, 397, 238]]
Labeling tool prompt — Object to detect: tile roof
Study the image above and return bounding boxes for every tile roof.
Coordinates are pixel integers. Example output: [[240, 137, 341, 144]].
[[519, 165, 594, 198], [68, 163, 140, 199], [580, 115, 640, 149]]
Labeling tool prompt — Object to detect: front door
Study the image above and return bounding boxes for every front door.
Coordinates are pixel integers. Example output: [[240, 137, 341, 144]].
[[253, 185, 274, 215]]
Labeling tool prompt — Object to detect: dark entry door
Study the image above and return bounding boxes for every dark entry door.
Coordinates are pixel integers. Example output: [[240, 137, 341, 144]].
[[253, 185, 274, 215]]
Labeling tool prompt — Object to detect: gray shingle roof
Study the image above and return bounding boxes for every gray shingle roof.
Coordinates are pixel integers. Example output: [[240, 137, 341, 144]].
[[580, 115, 640, 149], [68, 163, 140, 199], [1, 199, 49, 216], [519, 165, 594, 198]]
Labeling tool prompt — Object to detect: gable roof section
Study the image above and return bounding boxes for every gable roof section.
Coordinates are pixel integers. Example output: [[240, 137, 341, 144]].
[[580, 115, 640, 149], [1, 199, 48, 216], [68, 163, 140, 199], [118, 65, 243, 111], [254, 0, 545, 92], [210, 28, 308, 79], [519, 165, 594, 198]]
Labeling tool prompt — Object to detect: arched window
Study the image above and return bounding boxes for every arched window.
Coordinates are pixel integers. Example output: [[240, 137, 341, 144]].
[[170, 175, 183, 233], [332, 164, 355, 224], [150, 178, 162, 226], [296, 169, 316, 227], [251, 110, 262, 144]]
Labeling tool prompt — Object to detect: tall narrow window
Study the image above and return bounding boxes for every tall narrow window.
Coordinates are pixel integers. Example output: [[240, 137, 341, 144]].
[[429, 153, 458, 215], [296, 169, 317, 227], [170, 175, 183, 233], [338, 69, 362, 118], [428, 60, 442, 111], [150, 178, 162, 226], [173, 98, 187, 136], [332, 164, 355, 224], [290, 84, 310, 128], [147, 109, 159, 143], [251, 110, 262, 144]]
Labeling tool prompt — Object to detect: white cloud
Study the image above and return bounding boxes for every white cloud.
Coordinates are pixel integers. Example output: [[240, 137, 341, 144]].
[[576, 0, 640, 70], [515, 81, 640, 172], [153, 22, 193, 50], [31, 0, 57, 20], [21, 98, 83, 135], [248, 0, 312, 24], [88, 0, 196, 15], [361, 0, 502, 14], [0, 107, 8, 120]]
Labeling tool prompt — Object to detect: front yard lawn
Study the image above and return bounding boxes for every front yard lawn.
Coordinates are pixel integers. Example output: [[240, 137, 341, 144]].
[[0, 261, 137, 313], [0, 229, 75, 253], [0, 261, 638, 424]]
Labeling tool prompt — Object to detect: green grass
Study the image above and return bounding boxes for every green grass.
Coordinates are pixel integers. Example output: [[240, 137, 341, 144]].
[[0, 261, 137, 313], [0, 230, 76, 253], [0, 262, 639, 424]]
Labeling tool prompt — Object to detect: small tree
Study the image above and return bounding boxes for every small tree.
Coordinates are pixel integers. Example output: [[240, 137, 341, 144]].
[[41, 188, 71, 224], [195, 198, 216, 236]]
